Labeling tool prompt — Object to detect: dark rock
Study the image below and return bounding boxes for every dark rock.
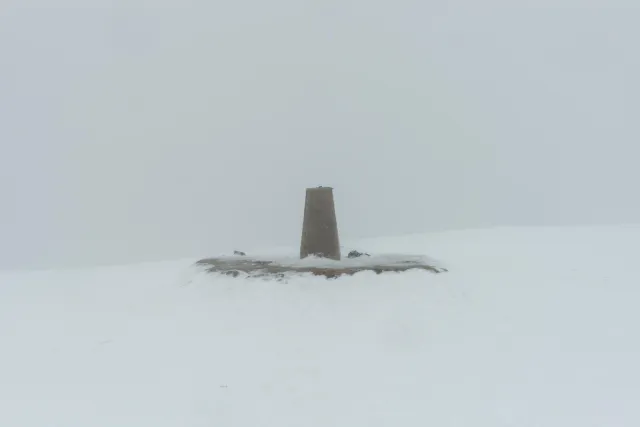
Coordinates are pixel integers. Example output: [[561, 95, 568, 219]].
[[233, 250, 246, 256], [347, 250, 370, 258]]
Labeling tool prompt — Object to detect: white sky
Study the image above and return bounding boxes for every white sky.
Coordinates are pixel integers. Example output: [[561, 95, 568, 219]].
[[2, 0, 640, 269]]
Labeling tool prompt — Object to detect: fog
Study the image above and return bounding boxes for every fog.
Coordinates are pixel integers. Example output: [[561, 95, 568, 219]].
[[2, 0, 639, 269]]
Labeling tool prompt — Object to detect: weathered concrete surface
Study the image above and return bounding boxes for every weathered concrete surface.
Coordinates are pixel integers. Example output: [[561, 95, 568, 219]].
[[195, 255, 447, 279], [300, 187, 341, 260]]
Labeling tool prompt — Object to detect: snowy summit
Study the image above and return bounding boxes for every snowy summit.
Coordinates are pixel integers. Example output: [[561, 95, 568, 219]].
[[1, 226, 639, 426]]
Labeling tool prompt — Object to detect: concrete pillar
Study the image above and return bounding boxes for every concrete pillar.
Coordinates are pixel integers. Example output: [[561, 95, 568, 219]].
[[300, 187, 341, 260]]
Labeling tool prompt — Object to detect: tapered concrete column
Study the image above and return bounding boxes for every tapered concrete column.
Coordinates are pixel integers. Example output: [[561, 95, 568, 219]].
[[300, 187, 341, 260]]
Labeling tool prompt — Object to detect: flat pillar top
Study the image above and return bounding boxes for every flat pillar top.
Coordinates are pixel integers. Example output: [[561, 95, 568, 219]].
[[307, 186, 333, 191]]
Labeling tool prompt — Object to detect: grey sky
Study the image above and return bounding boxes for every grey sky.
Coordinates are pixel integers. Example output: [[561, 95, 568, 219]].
[[2, 0, 640, 269]]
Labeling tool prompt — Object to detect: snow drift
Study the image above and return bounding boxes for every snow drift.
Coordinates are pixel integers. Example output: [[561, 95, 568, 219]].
[[0, 226, 639, 426]]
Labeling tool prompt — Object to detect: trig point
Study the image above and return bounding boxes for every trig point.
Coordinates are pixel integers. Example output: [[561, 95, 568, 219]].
[[195, 186, 446, 279], [300, 186, 341, 260]]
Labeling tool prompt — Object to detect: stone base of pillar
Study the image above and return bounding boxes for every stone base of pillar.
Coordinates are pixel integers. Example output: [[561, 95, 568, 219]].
[[196, 254, 447, 280]]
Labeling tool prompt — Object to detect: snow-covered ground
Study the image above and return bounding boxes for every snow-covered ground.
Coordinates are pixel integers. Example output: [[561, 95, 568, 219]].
[[1, 226, 639, 426]]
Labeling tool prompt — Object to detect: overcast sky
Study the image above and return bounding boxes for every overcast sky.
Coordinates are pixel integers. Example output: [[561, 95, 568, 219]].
[[2, 0, 640, 269]]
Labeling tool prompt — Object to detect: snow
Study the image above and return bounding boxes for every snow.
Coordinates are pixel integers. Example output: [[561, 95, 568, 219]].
[[1, 226, 639, 426], [265, 252, 445, 269]]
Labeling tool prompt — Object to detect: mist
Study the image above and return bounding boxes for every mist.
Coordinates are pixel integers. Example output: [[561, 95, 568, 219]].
[[2, 0, 640, 269]]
